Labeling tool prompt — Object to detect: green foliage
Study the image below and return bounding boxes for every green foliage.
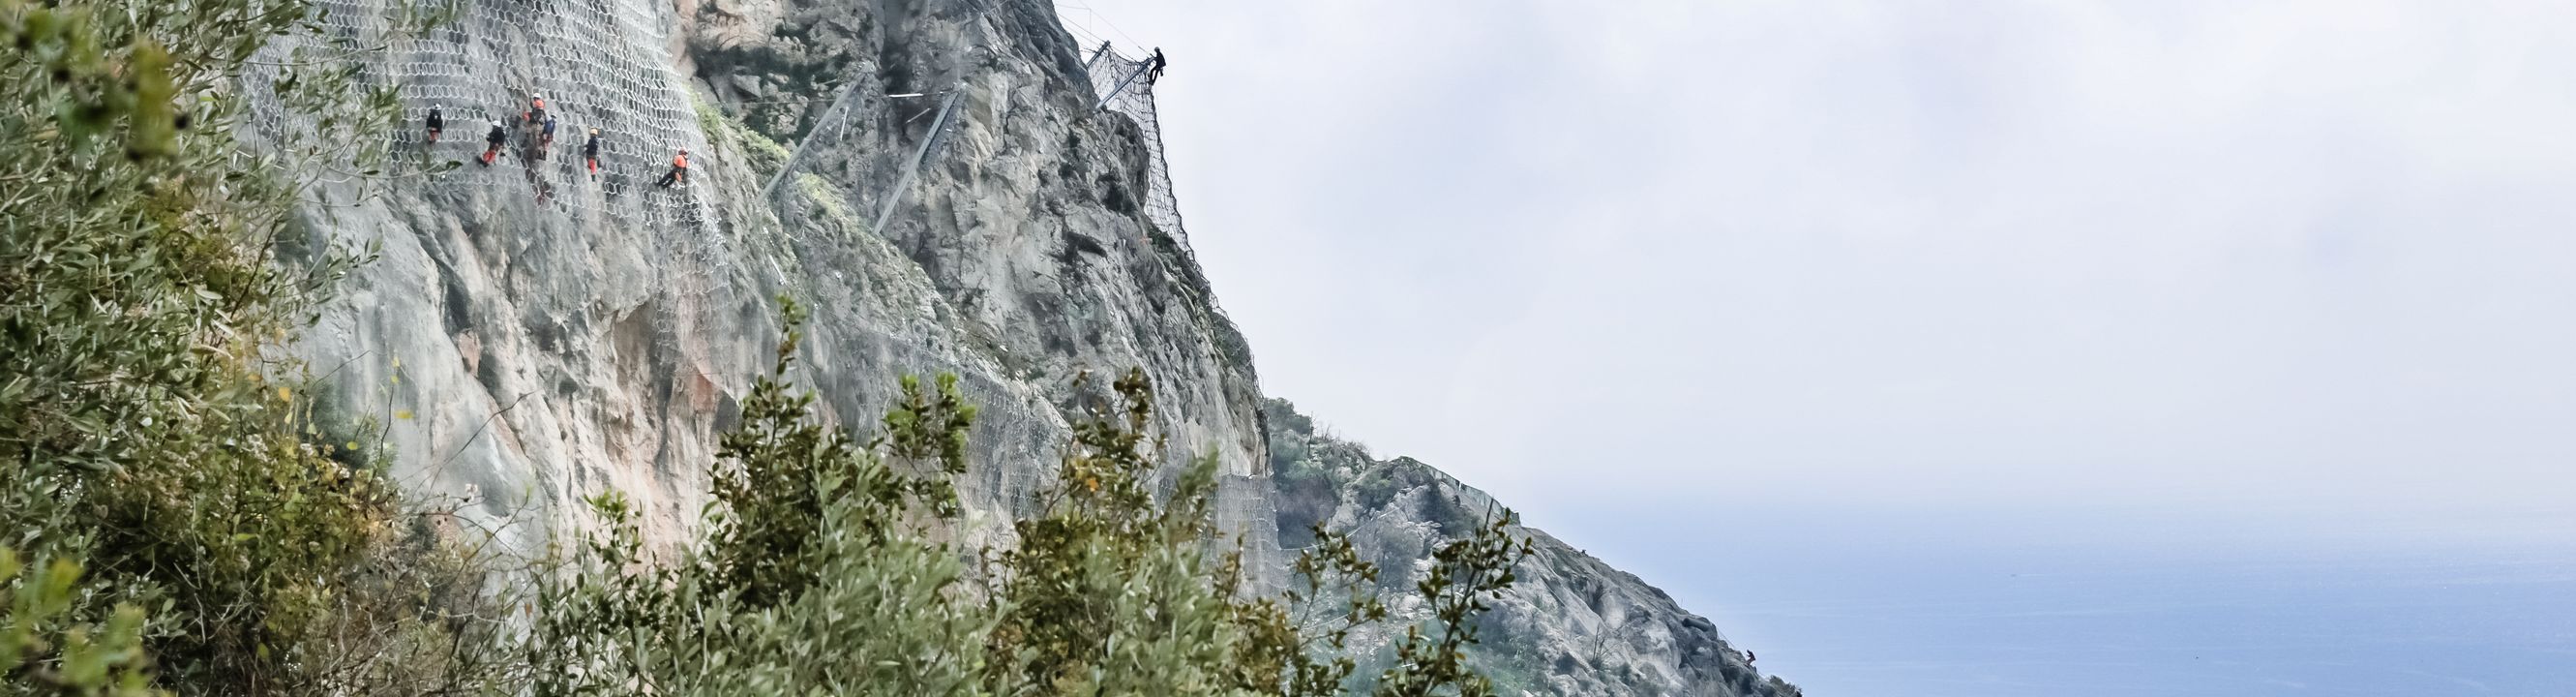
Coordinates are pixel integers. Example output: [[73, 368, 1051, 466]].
[[7, 0, 1536, 691], [794, 172, 854, 225], [704, 297, 974, 608], [985, 367, 1289, 695], [525, 297, 996, 696], [1, 0, 499, 691], [696, 96, 790, 180], [1260, 399, 1317, 439], [1350, 469, 1404, 513], [1373, 511, 1536, 697], [533, 311, 1528, 696], [1, 549, 164, 696], [1283, 527, 1387, 697]]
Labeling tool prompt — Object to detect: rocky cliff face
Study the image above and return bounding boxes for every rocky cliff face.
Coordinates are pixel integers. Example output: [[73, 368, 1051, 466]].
[[255, 0, 1788, 692], [1267, 401, 1799, 697], [272, 0, 1270, 565]]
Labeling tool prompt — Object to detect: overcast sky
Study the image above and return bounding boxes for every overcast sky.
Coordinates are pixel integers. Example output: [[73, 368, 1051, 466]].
[[1057, 2, 2576, 692], [1068, 0, 2576, 529]]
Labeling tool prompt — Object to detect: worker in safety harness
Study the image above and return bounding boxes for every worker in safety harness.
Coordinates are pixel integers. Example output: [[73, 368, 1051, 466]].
[[524, 95, 547, 126], [540, 114, 558, 150], [1148, 47, 1167, 82], [582, 128, 602, 179], [655, 147, 688, 188], [478, 119, 507, 166], [426, 106, 443, 143]]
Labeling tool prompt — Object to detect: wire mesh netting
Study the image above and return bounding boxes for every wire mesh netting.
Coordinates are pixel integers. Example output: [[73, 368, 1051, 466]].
[[1083, 46, 1194, 257], [243, 0, 711, 229]]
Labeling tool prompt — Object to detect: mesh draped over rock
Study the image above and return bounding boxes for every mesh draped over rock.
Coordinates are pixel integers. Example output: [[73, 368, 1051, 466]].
[[1086, 50, 1193, 257], [242, 0, 712, 229]]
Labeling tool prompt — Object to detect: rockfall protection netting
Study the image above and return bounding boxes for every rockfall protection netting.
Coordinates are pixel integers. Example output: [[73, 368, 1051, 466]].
[[243, 0, 713, 229], [745, 4, 1192, 251], [1082, 45, 1194, 257]]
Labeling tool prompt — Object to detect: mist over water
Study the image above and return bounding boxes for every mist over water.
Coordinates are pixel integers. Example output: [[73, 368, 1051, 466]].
[[1548, 501, 2576, 696]]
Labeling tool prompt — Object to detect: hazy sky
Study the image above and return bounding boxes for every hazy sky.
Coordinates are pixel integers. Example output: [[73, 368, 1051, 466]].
[[1069, 0, 2576, 528], [1057, 2, 2576, 692]]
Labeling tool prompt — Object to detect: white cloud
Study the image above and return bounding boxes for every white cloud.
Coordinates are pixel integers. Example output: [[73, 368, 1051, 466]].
[[1076, 0, 2576, 534]]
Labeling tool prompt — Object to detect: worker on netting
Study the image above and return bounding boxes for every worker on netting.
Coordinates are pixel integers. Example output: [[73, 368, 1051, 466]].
[[655, 147, 688, 188], [524, 95, 548, 126], [1148, 47, 1167, 82], [540, 114, 558, 150], [479, 119, 507, 166], [582, 128, 602, 178], [426, 106, 444, 143]]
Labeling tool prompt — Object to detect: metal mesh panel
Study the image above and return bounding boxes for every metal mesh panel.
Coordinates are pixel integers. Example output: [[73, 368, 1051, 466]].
[[1086, 51, 1192, 256], [242, 0, 711, 229]]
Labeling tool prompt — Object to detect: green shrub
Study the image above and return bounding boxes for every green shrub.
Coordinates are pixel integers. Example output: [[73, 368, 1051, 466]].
[[1373, 510, 1534, 697], [1, 0, 496, 690], [984, 367, 1296, 694], [524, 298, 996, 696], [3, 0, 1529, 686], [529, 303, 1529, 697], [1, 549, 163, 697]]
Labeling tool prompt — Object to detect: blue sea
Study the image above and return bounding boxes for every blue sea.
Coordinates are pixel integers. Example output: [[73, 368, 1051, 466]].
[[1551, 503, 2576, 696]]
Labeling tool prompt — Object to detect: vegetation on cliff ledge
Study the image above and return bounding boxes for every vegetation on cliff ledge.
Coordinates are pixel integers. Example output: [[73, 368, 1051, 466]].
[[0, 0, 1530, 692]]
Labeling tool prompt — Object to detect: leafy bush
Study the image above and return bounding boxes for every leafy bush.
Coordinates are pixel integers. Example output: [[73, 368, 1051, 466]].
[[985, 367, 1303, 694], [524, 298, 999, 696], [2, 0, 499, 690], [1, 549, 162, 697], [528, 302, 1530, 696], [1373, 511, 1534, 697], [4, 0, 1528, 687]]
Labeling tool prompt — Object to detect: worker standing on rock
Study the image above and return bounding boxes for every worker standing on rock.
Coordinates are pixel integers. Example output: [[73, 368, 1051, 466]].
[[426, 106, 443, 143], [583, 128, 602, 179], [655, 147, 688, 188], [479, 119, 507, 166]]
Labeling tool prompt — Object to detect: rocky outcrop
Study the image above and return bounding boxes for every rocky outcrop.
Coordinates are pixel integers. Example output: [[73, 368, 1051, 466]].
[[255, 0, 1788, 691], [276, 0, 1269, 566], [1268, 400, 1802, 697]]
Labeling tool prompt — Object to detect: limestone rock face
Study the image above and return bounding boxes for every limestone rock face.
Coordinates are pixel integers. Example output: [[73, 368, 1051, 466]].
[[261, 0, 1787, 691], [1267, 401, 1802, 697], [280, 0, 1269, 566]]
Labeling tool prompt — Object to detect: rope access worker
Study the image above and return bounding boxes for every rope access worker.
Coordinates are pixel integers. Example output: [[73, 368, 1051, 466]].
[[540, 114, 558, 150], [524, 95, 547, 126], [1148, 47, 1167, 82], [479, 119, 507, 166], [582, 128, 602, 179], [655, 147, 688, 188], [426, 106, 443, 143]]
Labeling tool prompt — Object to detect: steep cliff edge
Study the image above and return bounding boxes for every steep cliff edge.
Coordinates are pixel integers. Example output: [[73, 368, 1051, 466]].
[[255, 0, 1787, 692], [272, 0, 1271, 566], [1267, 400, 1800, 697]]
